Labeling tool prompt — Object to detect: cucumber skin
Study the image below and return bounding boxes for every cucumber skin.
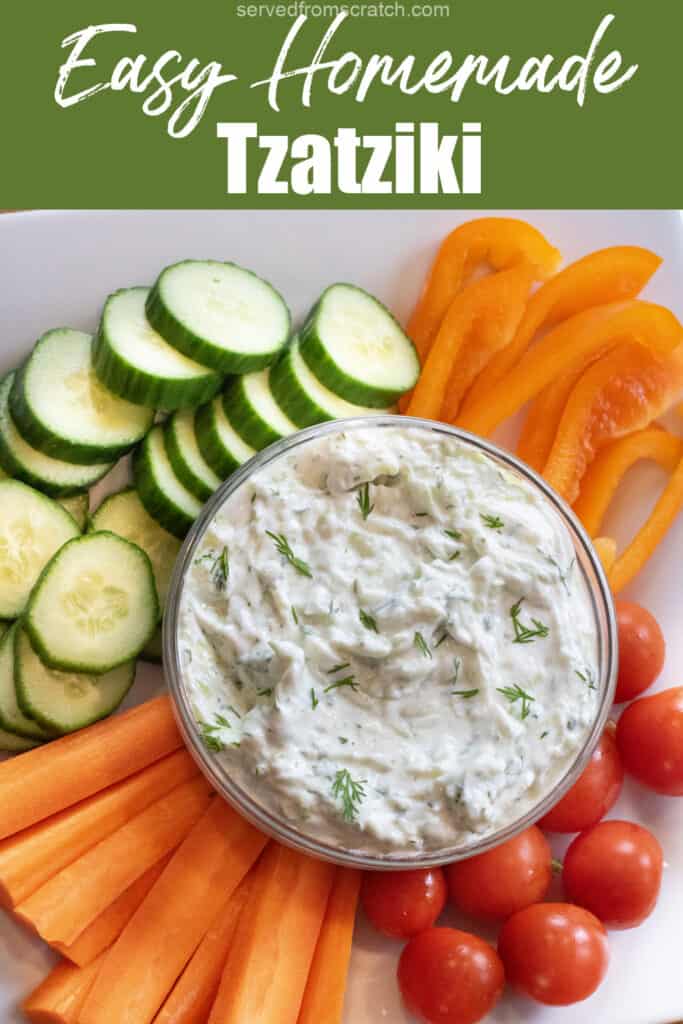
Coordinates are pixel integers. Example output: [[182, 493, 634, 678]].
[[133, 438, 196, 540], [9, 351, 152, 467], [164, 414, 216, 503], [0, 729, 41, 753], [24, 531, 160, 675], [269, 344, 332, 429], [194, 401, 242, 480], [0, 624, 54, 740], [146, 263, 291, 375], [0, 418, 107, 500], [140, 625, 163, 664], [93, 297, 223, 411], [299, 285, 419, 408], [14, 629, 136, 734], [222, 377, 285, 451]]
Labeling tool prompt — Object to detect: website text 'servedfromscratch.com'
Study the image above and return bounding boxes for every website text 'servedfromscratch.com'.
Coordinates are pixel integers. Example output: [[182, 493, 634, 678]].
[[237, 2, 451, 18]]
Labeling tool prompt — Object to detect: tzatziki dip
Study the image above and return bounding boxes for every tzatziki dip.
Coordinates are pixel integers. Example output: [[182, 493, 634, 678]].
[[177, 423, 600, 856]]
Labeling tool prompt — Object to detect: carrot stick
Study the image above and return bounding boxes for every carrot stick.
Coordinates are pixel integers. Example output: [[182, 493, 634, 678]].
[[55, 856, 171, 967], [21, 954, 104, 1023], [16, 775, 212, 946], [80, 798, 268, 1024], [154, 873, 255, 1024], [208, 843, 335, 1024], [297, 867, 361, 1024], [0, 696, 180, 841], [0, 749, 197, 907]]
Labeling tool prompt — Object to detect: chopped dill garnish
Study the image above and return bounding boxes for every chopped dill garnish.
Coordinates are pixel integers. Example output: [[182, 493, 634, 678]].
[[359, 608, 379, 633], [449, 551, 461, 561], [452, 657, 461, 686], [331, 769, 366, 822], [452, 688, 479, 699], [291, 605, 299, 625], [310, 688, 319, 709], [327, 662, 351, 674], [510, 598, 549, 643], [414, 511, 430, 517], [339, 736, 349, 744], [324, 675, 359, 694], [414, 631, 432, 658], [540, 730, 549, 739], [575, 667, 597, 690], [257, 687, 273, 697], [497, 684, 535, 720], [357, 482, 374, 520], [226, 705, 241, 719], [444, 528, 462, 541], [195, 547, 230, 591], [434, 631, 449, 648], [543, 551, 575, 594], [199, 723, 223, 752], [481, 513, 504, 531], [266, 531, 312, 577]]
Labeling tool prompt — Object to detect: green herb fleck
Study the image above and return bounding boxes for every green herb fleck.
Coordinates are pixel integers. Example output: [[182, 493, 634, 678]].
[[359, 608, 378, 633], [575, 668, 597, 690], [444, 528, 462, 541], [196, 547, 230, 592], [414, 511, 430, 518], [339, 736, 349, 744], [481, 513, 504, 531], [266, 531, 312, 578], [414, 631, 432, 658], [324, 675, 359, 694], [540, 730, 549, 739], [357, 482, 374, 520], [331, 769, 366, 822], [327, 662, 351, 674], [451, 657, 461, 686], [449, 551, 461, 561], [510, 598, 549, 644], [199, 723, 223, 753], [452, 688, 479, 699], [291, 605, 299, 625], [257, 687, 273, 698], [226, 705, 241, 719], [434, 632, 449, 648], [497, 684, 536, 720], [310, 688, 319, 710]]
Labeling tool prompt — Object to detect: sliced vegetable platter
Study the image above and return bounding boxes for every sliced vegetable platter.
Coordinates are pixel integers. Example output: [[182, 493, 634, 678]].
[[0, 209, 682, 1024]]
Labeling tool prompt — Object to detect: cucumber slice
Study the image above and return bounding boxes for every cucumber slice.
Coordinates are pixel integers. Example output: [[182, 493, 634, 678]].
[[0, 622, 9, 641], [299, 283, 419, 407], [0, 624, 51, 740], [164, 409, 221, 502], [224, 369, 296, 450], [59, 493, 89, 531], [0, 375, 112, 498], [94, 288, 223, 411], [0, 729, 41, 753], [25, 532, 159, 674], [195, 396, 256, 479], [146, 261, 290, 374], [141, 625, 163, 664], [0, 479, 81, 619], [134, 426, 201, 539], [270, 336, 393, 428], [90, 488, 181, 610], [14, 627, 135, 734], [10, 329, 154, 464]]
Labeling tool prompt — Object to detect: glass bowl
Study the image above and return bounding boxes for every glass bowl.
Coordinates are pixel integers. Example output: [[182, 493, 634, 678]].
[[164, 416, 617, 869]]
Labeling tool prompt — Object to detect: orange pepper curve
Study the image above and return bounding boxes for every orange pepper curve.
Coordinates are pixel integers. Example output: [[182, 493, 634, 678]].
[[610, 453, 683, 593], [408, 217, 561, 362], [457, 301, 683, 439], [406, 266, 534, 422], [593, 537, 617, 575], [542, 343, 683, 504], [574, 428, 682, 537], [461, 246, 661, 417]]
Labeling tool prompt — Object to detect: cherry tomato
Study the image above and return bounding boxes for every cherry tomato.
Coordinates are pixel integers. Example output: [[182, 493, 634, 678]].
[[398, 927, 505, 1024], [362, 867, 446, 939], [617, 686, 683, 795], [615, 600, 665, 703], [498, 903, 609, 1006], [539, 727, 623, 832], [446, 826, 551, 920], [562, 820, 662, 929]]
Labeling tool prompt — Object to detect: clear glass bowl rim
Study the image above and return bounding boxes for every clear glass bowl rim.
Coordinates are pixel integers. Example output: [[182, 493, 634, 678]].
[[163, 415, 618, 870]]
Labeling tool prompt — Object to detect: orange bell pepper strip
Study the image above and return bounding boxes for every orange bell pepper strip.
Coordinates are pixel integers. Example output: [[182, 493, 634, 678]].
[[610, 454, 683, 593], [593, 537, 617, 575], [408, 217, 561, 361], [574, 428, 682, 536], [457, 301, 683, 438], [405, 265, 533, 421], [543, 343, 683, 504], [440, 264, 534, 423], [517, 365, 586, 472], [461, 246, 661, 417]]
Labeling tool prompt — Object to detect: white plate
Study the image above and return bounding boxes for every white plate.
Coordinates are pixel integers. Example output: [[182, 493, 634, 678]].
[[0, 210, 681, 1024]]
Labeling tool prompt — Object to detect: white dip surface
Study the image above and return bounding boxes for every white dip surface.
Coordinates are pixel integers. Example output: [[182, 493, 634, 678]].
[[178, 424, 600, 856]]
